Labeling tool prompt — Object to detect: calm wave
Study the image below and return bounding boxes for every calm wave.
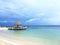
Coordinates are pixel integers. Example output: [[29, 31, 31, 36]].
[[0, 26, 60, 45]]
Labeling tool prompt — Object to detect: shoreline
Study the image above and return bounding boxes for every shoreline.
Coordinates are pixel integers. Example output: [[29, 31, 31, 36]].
[[0, 34, 42, 45]]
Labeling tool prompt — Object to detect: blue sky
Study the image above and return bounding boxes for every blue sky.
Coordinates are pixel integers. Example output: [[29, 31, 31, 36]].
[[0, 0, 60, 25]]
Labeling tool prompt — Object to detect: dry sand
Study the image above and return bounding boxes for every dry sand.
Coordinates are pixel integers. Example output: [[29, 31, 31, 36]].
[[0, 35, 43, 45]]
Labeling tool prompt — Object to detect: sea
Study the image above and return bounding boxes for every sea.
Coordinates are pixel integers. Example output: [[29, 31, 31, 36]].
[[0, 25, 60, 45]]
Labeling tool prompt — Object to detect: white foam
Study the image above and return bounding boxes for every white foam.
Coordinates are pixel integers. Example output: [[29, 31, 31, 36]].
[[0, 27, 8, 30]]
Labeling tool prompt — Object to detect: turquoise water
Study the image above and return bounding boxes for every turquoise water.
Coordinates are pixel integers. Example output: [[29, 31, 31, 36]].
[[0, 26, 60, 45]]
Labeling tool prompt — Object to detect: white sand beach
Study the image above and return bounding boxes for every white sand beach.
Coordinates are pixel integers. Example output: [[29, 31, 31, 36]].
[[0, 35, 43, 45], [0, 36, 20, 45]]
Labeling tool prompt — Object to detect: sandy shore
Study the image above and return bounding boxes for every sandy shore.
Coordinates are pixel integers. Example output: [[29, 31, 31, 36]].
[[0, 36, 20, 45], [0, 35, 43, 45]]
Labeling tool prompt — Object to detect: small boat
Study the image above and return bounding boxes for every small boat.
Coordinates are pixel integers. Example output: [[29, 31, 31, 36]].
[[8, 22, 27, 30]]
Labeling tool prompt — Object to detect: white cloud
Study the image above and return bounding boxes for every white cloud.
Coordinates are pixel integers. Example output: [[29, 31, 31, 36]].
[[57, 12, 60, 15], [43, 16, 60, 25], [0, 0, 60, 24], [26, 19, 36, 22]]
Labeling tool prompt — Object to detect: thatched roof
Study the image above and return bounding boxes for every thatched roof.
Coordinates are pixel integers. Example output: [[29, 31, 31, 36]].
[[15, 22, 22, 25]]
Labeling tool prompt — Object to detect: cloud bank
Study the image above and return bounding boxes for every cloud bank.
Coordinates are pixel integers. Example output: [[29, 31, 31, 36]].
[[0, 0, 60, 25]]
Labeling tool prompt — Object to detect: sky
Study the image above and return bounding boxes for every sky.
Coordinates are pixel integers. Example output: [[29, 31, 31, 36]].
[[0, 0, 60, 25]]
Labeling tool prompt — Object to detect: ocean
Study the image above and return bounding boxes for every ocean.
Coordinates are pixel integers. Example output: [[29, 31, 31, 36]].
[[0, 26, 60, 45]]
